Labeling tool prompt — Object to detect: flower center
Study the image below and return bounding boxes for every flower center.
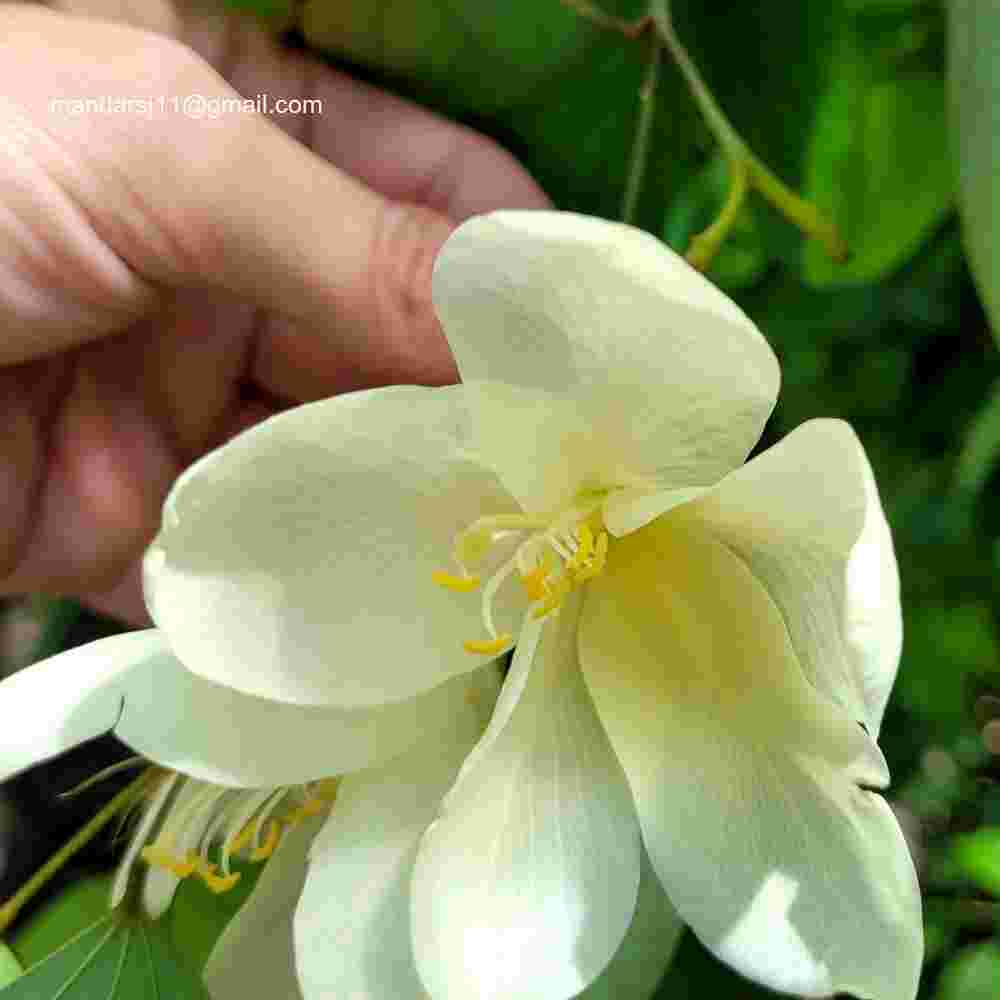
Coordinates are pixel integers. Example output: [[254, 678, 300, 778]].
[[432, 495, 611, 654], [133, 772, 338, 894]]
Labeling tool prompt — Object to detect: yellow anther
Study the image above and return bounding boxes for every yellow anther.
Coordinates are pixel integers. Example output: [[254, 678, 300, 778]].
[[281, 795, 326, 827], [250, 820, 281, 862], [199, 865, 241, 894], [595, 530, 608, 562], [463, 634, 513, 655], [141, 845, 197, 879], [432, 570, 481, 593], [575, 522, 594, 562], [520, 565, 549, 601], [532, 575, 571, 619], [312, 778, 340, 804], [573, 530, 609, 582]]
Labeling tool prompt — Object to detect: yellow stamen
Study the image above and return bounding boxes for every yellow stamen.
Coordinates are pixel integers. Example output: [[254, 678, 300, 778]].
[[141, 845, 196, 879], [249, 820, 281, 862], [532, 575, 571, 619], [573, 530, 609, 582], [573, 522, 595, 563], [520, 565, 549, 601], [197, 861, 241, 894], [228, 823, 254, 855], [463, 634, 513, 655], [281, 794, 329, 828], [432, 570, 481, 593], [312, 778, 340, 804]]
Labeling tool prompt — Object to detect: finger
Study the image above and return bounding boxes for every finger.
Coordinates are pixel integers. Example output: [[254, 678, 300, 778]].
[[0, 334, 179, 598], [211, 23, 550, 220], [3, 7, 549, 390], [191, 22, 551, 399], [53, 0, 550, 220]]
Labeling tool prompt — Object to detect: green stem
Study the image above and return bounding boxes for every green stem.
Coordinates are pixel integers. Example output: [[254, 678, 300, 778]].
[[650, 0, 743, 157], [621, 39, 662, 224], [561, 0, 848, 265], [649, 0, 847, 263], [0, 771, 154, 934], [686, 155, 750, 270], [559, 0, 650, 37]]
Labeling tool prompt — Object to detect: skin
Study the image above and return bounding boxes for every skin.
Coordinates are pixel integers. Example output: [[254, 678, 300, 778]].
[[0, 0, 549, 622]]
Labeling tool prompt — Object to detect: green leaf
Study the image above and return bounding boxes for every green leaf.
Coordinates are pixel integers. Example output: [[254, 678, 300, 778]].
[[948, 0, 1000, 341], [955, 379, 1000, 494], [2, 915, 208, 1000], [0, 945, 21, 988], [163, 860, 263, 976], [300, 0, 693, 225], [10, 877, 111, 971], [934, 941, 1000, 1000], [802, 10, 952, 285], [896, 603, 1000, 738], [6, 874, 225, 1000], [952, 826, 1000, 897]]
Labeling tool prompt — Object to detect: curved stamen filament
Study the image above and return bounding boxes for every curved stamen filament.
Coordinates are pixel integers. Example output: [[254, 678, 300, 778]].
[[463, 634, 514, 655], [136, 777, 337, 896], [434, 501, 612, 652], [432, 570, 481, 593]]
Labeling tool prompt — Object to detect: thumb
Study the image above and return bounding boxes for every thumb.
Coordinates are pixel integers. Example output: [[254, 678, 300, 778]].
[[150, 95, 458, 382], [0, 6, 548, 380]]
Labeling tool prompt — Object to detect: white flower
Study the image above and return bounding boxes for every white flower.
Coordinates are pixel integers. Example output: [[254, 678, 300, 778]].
[[0, 211, 921, 1000]]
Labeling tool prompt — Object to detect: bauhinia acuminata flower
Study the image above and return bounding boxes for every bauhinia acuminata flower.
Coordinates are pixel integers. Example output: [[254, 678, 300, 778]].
[[0, 211, 921, 1000]]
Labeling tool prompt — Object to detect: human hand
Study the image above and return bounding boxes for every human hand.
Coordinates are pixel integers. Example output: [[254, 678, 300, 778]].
[[0, 1, 549, 622]]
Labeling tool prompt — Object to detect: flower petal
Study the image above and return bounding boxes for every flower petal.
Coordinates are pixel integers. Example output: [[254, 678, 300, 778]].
[[294, 664, 499, 1000], [0, 630, 502, 787], [203, 814, 324, 1000], [579, 516, 922, 1000], [145, 384, 522, 708], [686, 418, 901, 736], [0, 630, 161, 782], [432, 211, 779, 511], [577, 844, 684, 1000], [410, 593, 641, 1000]]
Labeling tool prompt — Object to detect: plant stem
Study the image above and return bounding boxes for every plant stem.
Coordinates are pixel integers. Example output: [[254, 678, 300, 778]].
[[650, 0, 847, 263], [559, 0, 651, 37], [561, 0, 848, 265], [685, 156, 749, 269], [621, 39, 662, 224], [0, 770, 154, 934]]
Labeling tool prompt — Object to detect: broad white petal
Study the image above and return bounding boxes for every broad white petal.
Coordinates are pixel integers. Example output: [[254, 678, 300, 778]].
[[432, 211, 779, 511], [0, 630, 501, 787], [0, 630, 161, 782], [579, 517, 922, 999], [293, 663, 499, 1000], [578, 845, 684, 1000], [411, 593, 641, 1000], [204, 814, 324, 1000], [145, 384, 522, 708], [601, 485, 708, 538], [687, 418, 901, 736]]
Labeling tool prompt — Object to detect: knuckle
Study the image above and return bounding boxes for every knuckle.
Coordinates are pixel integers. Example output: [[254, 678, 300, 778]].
[[367, 202, 455, 375]]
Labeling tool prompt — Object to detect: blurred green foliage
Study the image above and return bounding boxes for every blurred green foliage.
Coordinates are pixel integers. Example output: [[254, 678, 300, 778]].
[[3, 0, 998, 996]]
